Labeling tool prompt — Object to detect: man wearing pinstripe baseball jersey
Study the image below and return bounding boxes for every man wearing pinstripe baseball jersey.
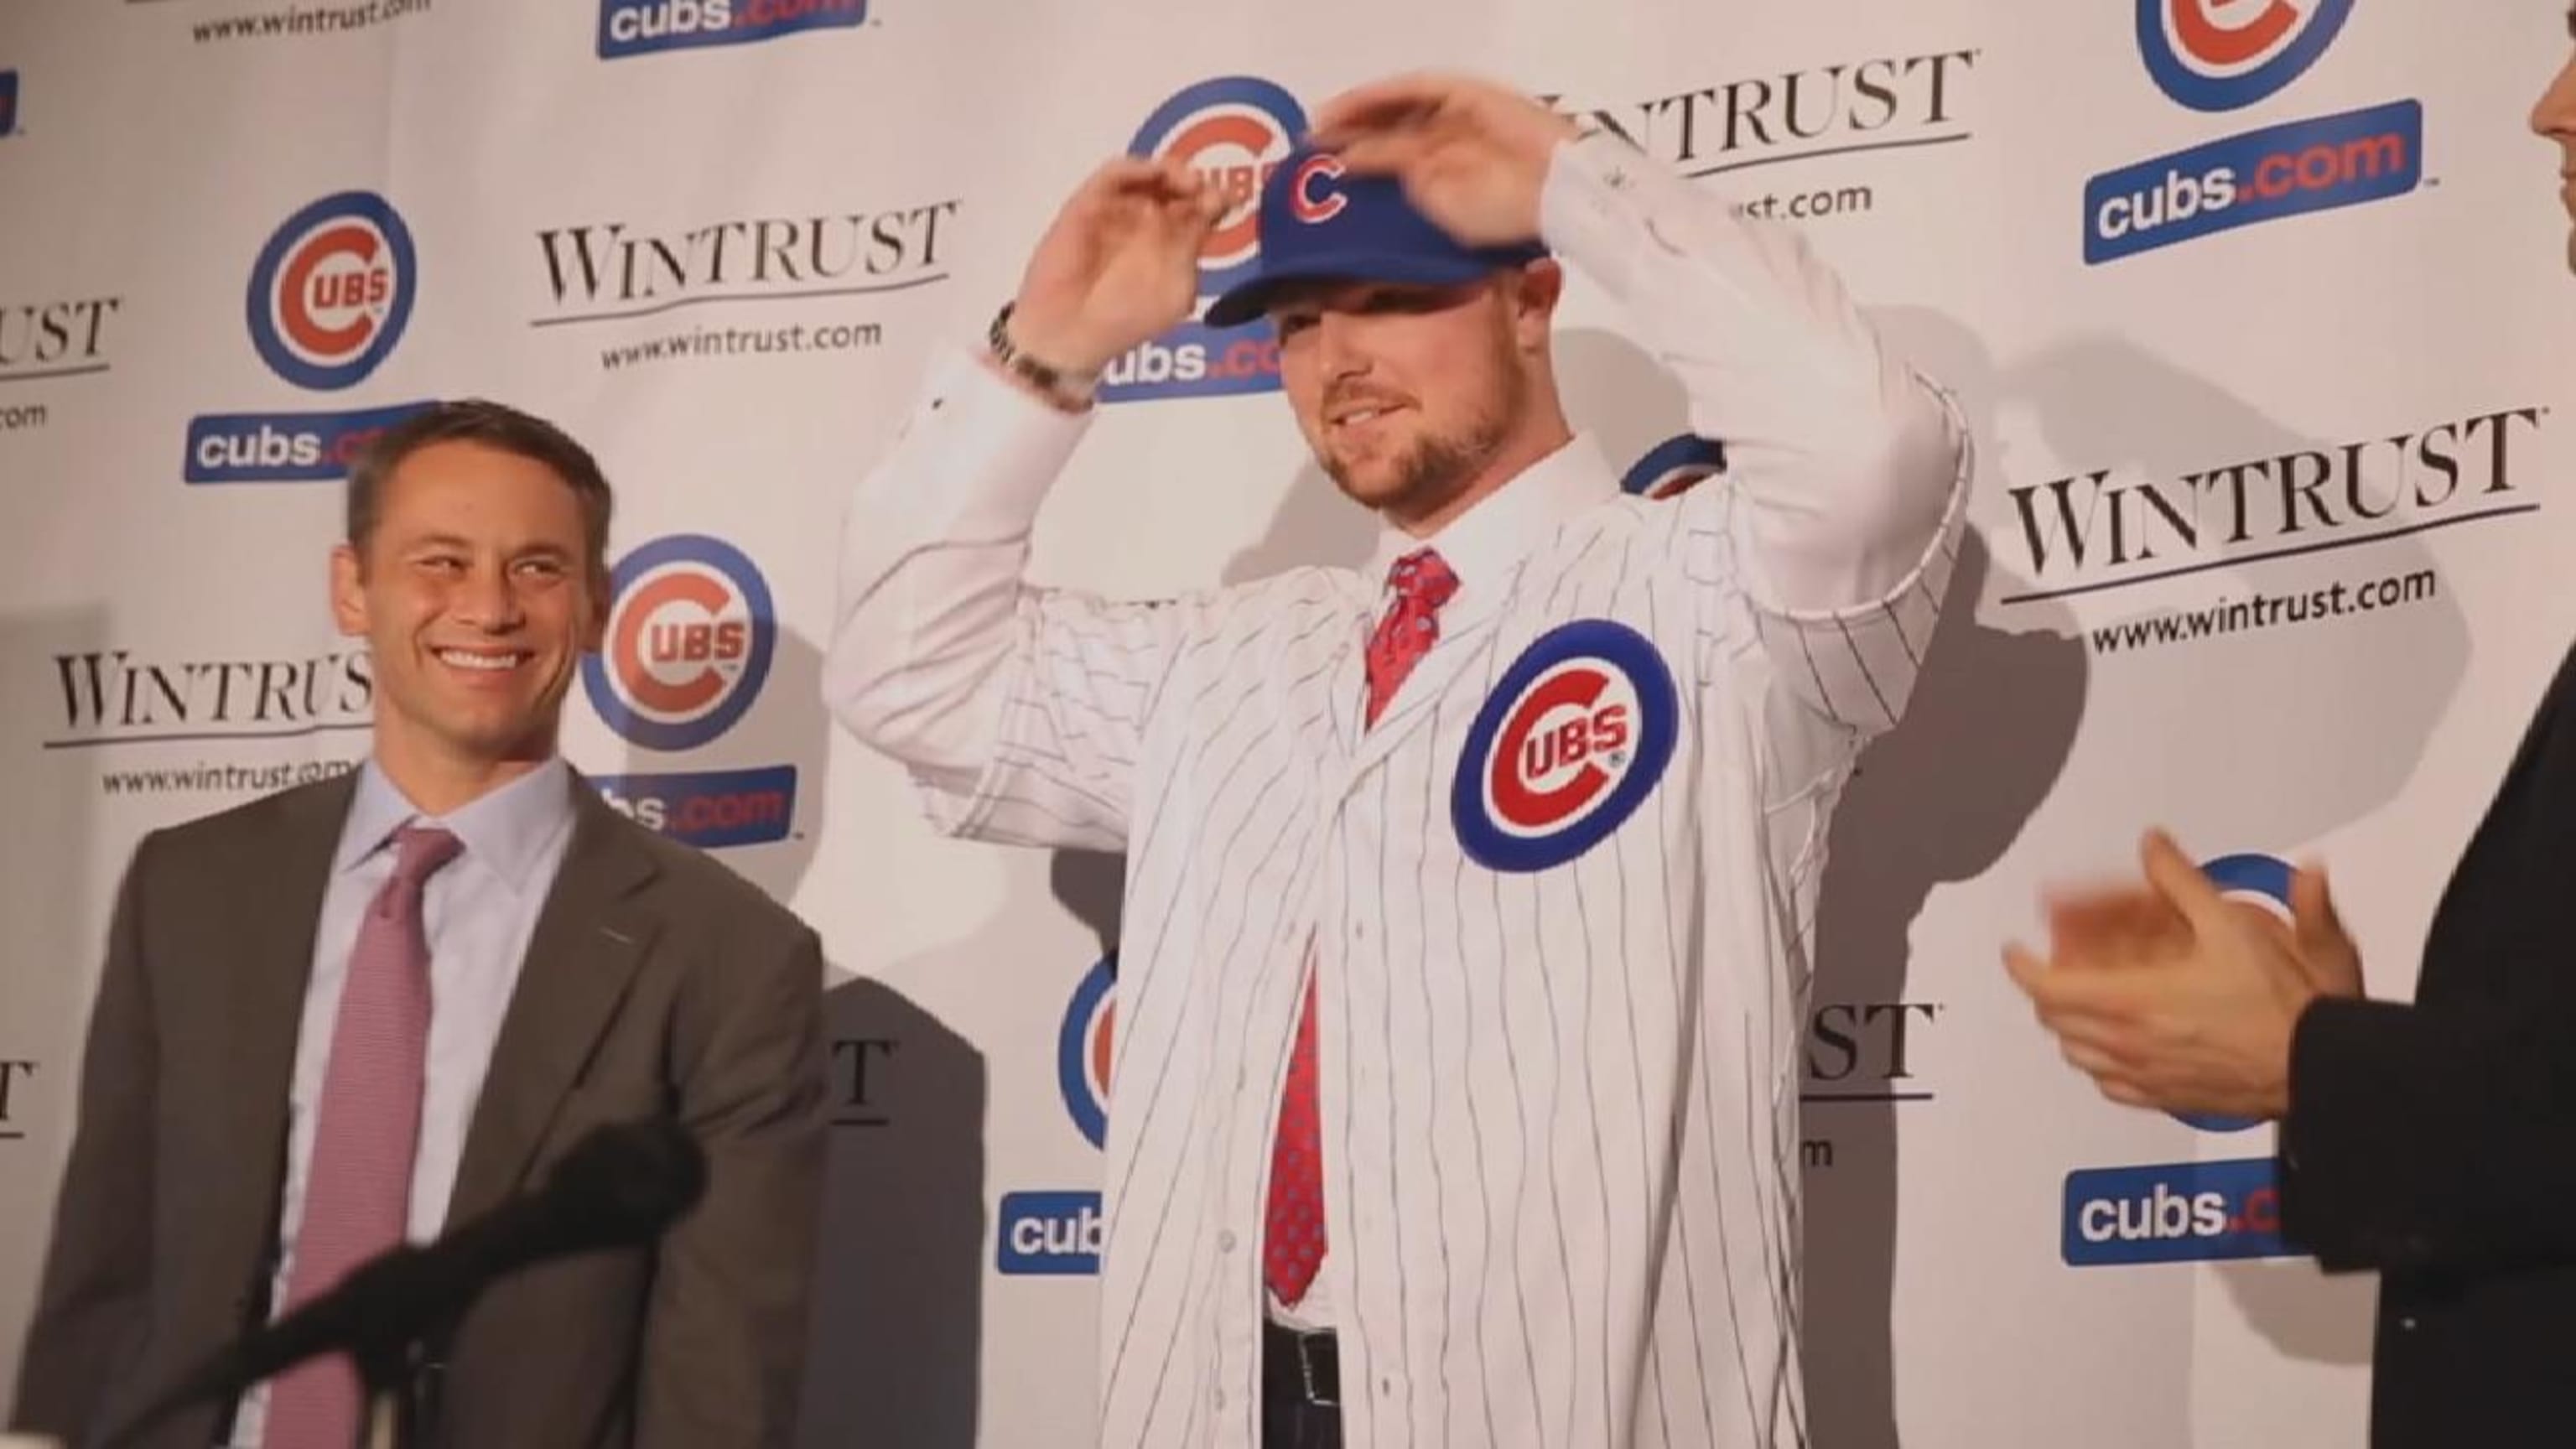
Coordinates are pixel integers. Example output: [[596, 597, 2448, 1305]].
[[826, 71, 1970, 1449]]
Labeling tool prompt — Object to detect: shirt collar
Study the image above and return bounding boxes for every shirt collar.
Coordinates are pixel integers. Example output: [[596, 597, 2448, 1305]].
[[1367, 432, 1618, 599], [334, 756, 577, 894]]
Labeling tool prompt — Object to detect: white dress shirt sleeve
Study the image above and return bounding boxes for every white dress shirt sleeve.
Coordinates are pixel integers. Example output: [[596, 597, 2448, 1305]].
[[1538, 128, 1971, 737], [823, 345, 1191, 851]]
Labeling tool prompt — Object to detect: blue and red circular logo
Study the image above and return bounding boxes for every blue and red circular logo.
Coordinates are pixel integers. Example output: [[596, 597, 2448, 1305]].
[[1452, 621, 1679, 874], [245, 191, 417, 392], [2173, 851, 2297, 1133], [1057, 954, 1117, 1150], [581, 534, 775, 753], [1620, 434, 1728, 501], [1127, 76, 1308, 297], [2137, 0, 2355, 113]]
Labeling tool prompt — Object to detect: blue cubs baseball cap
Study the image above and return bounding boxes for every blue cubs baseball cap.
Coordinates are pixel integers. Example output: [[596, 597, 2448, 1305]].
[[1201, 144, 1550, 329]]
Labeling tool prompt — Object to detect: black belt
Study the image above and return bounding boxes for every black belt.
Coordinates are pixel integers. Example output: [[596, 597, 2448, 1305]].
[[1263, 1318, 1341, 1409]]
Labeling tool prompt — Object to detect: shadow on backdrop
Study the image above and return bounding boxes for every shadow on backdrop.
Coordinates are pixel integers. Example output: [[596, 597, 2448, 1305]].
[[1788, 309, 2092, 1449], [1567, 317, 2094, 1447], [0, 606, 110, 1407], [1997, 332, 2470, 857], [2215, 1257, 2378, 1368], [1997, 335, 2473, 1375], [1568, 319, 2095, 1448], [613, 623, 991, 1449], [1792, 313, 2473, 1443]]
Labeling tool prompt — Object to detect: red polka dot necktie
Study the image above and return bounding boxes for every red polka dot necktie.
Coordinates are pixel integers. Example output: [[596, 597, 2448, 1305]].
[[1264, 547, 1459, 1307]]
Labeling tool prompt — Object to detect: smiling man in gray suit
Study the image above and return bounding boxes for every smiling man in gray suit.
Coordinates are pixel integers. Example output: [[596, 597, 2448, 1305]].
[[9, 402, 828, 1449]]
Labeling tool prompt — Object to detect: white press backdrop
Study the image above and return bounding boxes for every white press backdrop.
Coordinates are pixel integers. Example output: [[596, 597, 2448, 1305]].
[[3, 0, 2573, 1444]]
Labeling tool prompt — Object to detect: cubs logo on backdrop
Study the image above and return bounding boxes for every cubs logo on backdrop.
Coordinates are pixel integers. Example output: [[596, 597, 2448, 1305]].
[[2138, 0, 2355, 112], [994, 955, 1117, 1277], [2083, 0, 2418, 264], [1453, 621, 1680, 873], [2057, 848, 2303, 1266], [597, 0, 866, 60], [1142, 78, 1305, 294], [184, 191, 433, 485], [246, 191, 414, 391], [584, 532, 772, 751], [1056, 954, 1117, 1151], [581, 534, 799, 849], [1097, 76, 1306, 404], [2060, 1156, 2286, 1266], [995, 1190, 1104, 1275], [0, 70, 19, 138]]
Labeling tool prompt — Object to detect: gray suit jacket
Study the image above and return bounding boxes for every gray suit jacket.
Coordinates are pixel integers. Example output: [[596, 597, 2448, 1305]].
[[9, 770, 828, 1449]]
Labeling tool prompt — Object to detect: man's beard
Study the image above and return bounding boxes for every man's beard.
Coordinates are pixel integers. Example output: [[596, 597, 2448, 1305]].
[[1319, 368, 1525, 521]]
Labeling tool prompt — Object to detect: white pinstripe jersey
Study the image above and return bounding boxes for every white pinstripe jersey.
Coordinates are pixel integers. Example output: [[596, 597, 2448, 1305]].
[[828, 132, 1970, 1449]]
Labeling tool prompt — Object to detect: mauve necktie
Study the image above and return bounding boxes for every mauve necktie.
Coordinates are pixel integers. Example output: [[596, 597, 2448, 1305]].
[[261, 823, 461, 1449]]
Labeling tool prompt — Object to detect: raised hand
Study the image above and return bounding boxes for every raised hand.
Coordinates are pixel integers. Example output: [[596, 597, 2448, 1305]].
[[1007, 157, 1229, 378], [1306, 71, 1577, 248], [2003, 830, 2345, 1120], [2286, 863, 2365, 1000]]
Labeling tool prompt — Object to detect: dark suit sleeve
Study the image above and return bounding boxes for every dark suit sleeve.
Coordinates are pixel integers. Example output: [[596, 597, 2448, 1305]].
[[634, 918, 828, 1449], [11, 833, 162, 1441], [2278, 989, 2576, 1274]]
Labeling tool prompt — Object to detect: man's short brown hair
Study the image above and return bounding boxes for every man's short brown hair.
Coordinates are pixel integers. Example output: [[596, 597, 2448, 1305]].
[[345, 400, 614, 594]]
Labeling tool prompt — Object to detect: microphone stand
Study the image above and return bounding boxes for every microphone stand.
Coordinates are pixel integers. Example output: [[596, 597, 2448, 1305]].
[[100, 1326, 429, 1449], [96, 1119, 701, 1449], [352, 1335, 419, 1449], [356, 1291, 472, 1449]]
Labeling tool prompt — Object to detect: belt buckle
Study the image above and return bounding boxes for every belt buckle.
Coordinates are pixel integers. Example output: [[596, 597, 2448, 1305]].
[[1296, 1330, 1337, 1409]]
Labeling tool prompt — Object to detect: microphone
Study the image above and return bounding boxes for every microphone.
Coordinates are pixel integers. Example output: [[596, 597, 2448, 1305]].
[[104, 1118, 705, 1448]]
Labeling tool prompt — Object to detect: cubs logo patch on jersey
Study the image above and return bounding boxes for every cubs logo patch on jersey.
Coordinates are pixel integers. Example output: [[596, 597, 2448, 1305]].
[[1452, 620, 1680, 872]]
